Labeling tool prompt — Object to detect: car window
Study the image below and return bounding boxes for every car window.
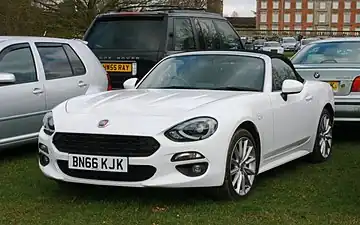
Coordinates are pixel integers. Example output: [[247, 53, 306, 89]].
[[194, 18, 206, 50], [137, 55, 265, 91], [272, 58, 298, 91], [0, 44, 37, 85], [197, 19, 220, 50], [173, 18, 196, 51], [85, 17, 164, 50], [213, 20, 241, 50], [283, 38, 296, 43], [292, 41, 360, 64], [37, 46, 73, 80], [63, 44, 86, 75]]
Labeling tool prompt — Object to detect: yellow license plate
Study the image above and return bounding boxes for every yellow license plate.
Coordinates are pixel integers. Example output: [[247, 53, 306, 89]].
[[328, 81, 339, 91], [102, 63, 132, 72]]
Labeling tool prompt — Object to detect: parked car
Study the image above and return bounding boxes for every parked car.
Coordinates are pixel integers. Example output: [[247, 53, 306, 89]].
[[291, 37, 360, 122], [253, 39, 266, 50], [261, 41, 284, 54], [280, 37, 298, 51], [39, 50, 334, 200], [83, 7, 244, 89], [0, 36, 109, 150], [295, 38, 320, 51]]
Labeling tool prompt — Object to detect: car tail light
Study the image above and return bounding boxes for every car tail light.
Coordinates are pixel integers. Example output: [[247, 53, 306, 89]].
[[106, 73, 112, 91], [351, 76, 360, 92]]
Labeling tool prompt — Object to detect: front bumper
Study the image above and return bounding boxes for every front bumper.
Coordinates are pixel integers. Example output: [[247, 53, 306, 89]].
[[38, 129, 228, 188]]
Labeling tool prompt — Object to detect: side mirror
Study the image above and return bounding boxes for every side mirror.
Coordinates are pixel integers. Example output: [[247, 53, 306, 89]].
[[0, 72, 16, 85], [123, 78, 138, 89], [281, 79, 304, 101]]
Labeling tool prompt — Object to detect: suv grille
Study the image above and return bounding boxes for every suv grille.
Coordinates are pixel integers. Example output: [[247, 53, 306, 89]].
[[57, 160, 156, 182], [53, 132, 160, 157]]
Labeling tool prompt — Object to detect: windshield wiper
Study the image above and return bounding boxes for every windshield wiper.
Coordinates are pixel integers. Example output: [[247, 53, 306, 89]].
[[214, 87, 261, 92]]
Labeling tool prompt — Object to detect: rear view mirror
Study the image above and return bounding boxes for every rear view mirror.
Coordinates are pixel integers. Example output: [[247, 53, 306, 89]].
[[281, 79, 304, 101], [123, 78, 138, 89], [0, 72, 16, 84]]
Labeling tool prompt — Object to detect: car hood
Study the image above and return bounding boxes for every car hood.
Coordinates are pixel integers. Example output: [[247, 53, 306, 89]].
[[65, 89, 254, 116], [282, 43, 296, 47]]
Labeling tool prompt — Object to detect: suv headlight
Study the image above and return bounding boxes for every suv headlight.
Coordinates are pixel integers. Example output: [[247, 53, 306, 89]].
[[165, 117, 218, 142], [43, 111, 55, 135]]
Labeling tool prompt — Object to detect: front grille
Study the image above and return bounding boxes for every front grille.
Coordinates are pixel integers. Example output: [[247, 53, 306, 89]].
[[57, 160, 156, 182], [53, 132, 160, 157], [271, 49, 278, 53]]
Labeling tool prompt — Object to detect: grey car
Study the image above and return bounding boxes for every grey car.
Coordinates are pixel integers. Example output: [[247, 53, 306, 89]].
[[291, 37, 360, 122], [0, 36, 109, 150]]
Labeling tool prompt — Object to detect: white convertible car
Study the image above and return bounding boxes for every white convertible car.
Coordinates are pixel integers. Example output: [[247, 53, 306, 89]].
[[38, 51, 335, 200]]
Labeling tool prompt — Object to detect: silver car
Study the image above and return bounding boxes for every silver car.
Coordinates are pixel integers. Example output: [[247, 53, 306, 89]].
[[0, 36, 109, 150], [291, 37, 360, 122]]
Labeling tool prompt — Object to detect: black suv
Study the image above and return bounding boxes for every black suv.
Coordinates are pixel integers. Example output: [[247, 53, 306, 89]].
[[83, 6, 244, 89]]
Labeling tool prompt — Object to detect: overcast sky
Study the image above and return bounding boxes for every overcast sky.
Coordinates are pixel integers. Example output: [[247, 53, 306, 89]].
[[223, 0, 256, 17]]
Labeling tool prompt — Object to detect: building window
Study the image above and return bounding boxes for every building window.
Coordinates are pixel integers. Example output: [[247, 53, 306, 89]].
[[343, 27, 350, 31], [344, 1, 351, 9], [331, 27, 338, 31], [261, 1, 267, 9], [295, 13, 302, 23], [294, 26, 301, 31], [357, 1, 360, 9], [272, 25, 279, 31], [284, 26, 290, 30], [320, 2, 326, 9], [344, 12, 351, 23], [296, 1, 302, 9], [284, 13, 290, 23], [356, 14, 360, 23], [306, 27, 313, 31], [332, 1, 338, 9], [285, 1, 291, 9], [273, 1, 279, 9], [308, 1, 314, 9], [307, 14, 313, 22], [261, 12, 267, 22], [319, 13, 326, 23], [273, 12, 279, 22], [356, 27, 360, 31], [260, 25, 267, 30], [332, 14, 338, 23], [317, 27, 326, 31]]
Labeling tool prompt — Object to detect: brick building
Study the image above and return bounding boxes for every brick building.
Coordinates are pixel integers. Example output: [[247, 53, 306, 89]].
[[257, 0, 360, 32]]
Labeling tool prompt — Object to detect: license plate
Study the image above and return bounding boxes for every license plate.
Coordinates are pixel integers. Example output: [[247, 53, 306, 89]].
[[327, 81, 339, 92], [102, 63, 132, 72], [68, 154, 128, 172]]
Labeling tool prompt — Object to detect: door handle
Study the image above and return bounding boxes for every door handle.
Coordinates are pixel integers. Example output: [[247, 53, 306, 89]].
[[32, 88, 43, 95], [305, 95, 313, 102], [78, 81, 87, 87]]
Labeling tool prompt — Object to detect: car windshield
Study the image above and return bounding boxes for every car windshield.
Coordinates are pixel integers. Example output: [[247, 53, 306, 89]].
[[254, 39, 266, 45], [283, 38, 296, 43], [292, 41, 360, 64], [264, 42, 280, 47], [85, 17, 164, 50], [301, 39, 317, 45], [137, 55, 265, 92]]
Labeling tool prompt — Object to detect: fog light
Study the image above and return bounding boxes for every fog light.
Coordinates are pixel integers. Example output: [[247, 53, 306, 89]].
[[176, 162, 208, 177], [39, 152, 50, 167], [171, 152, 205, 162], [38, 143, 48, 153]]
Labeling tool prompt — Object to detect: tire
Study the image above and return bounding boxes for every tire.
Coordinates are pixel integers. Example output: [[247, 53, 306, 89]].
[[308, 108, 334, 163], [212, 129, 259, 200]]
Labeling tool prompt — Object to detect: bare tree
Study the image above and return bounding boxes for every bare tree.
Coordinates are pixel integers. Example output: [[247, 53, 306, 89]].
[[230, 11, 239, 17]]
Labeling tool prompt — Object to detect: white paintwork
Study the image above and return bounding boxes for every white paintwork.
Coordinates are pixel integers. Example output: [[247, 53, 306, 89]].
[[38, 51, 334, 188], [123, 77, 137, 89], [282, 79, 304, 93]]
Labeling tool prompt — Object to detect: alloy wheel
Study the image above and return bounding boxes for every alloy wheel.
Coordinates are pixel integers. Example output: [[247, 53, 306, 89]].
[[319, 114, 333, 158], [230, 137, 256, 196]]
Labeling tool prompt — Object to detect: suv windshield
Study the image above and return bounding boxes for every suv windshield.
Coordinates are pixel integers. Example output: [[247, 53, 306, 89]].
[[283, 38, 296, 43], [85, 17, 164, 50], [292, 41, 360, 64], [137, 55, 265, 91], [264, 42, 280, 47]]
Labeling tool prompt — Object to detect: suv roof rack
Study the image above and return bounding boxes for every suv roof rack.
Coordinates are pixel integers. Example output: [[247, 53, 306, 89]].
[[115, 4, 206, 12]]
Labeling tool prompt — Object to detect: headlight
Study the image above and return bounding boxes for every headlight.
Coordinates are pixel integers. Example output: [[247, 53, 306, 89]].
[[165, 117, 218, 142], [42, 111, 55, 135]]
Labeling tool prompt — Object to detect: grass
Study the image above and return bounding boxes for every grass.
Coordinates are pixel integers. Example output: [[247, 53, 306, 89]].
[[1, 126, 360, 225], [284, 51, 295, 58]]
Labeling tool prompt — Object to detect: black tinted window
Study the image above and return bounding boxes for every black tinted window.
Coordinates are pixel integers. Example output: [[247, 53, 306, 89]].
[[85, 17, 164, 50], [37, 46, 73, 80], [0, 45, 37, 84], [197, 19, 220, 50], [63, 45, 86, 75], [213, 20, 241, 50], [174, 18, 195, 51], [272, 58, 298, 91]]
